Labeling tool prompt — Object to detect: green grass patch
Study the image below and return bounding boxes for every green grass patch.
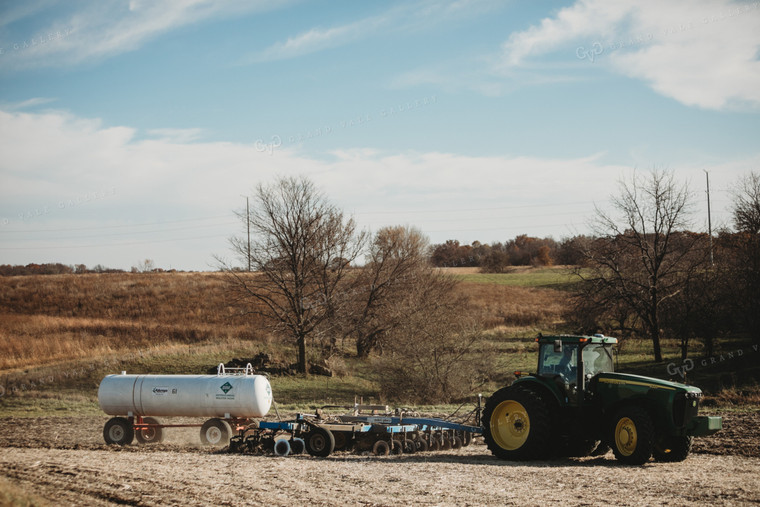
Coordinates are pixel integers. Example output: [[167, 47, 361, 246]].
[[0, 389, 101, 418], [452, 268, 581, 288]]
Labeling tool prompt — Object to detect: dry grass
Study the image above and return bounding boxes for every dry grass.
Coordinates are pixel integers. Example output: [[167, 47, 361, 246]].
[[0, 273, 264, 371], [455, 282, 568, 330], [0, 272, 572, 376]]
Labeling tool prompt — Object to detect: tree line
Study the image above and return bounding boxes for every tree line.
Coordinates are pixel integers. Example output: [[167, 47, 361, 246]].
[[224, 171, 759, 387], [429, 235, 583, 271]]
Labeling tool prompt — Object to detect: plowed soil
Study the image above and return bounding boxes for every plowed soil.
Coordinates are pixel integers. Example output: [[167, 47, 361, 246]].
[[0, 411, 758, 506]]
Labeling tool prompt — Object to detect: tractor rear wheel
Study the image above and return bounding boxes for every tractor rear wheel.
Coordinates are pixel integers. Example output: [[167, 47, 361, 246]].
[[653, 435, 692, 462], [609, 406, 655, 465], [483, 386, 552, 460]]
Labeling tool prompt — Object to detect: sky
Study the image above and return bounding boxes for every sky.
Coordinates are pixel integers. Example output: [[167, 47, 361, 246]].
[[1, 0, 759, 271]]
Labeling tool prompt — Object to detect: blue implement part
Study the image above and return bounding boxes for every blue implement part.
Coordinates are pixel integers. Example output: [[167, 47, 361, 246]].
[[342, 415, 482, 435]]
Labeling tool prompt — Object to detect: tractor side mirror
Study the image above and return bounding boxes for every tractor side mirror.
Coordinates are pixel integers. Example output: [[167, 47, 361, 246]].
[[553, 339, 562, 353]]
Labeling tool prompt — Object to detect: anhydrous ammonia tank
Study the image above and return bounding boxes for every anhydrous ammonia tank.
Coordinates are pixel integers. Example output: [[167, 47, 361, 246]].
[[98, 372, 272, 418]]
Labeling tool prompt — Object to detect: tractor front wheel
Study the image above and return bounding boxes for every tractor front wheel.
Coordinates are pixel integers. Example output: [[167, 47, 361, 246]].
[[483, 386, 552, 460], [609, 406, 655, 465], [653, 435, 692, 462]]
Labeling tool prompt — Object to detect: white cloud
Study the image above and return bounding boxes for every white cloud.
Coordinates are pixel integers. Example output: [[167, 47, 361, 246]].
[[246, 0, 499, 63], [147, 128, 205, 143], [0, 0, 279, 71], [1, 108, 754, 269], [249, 20, 380, 63], [0, 97, 57, 110], [501, 0, 760, 110]]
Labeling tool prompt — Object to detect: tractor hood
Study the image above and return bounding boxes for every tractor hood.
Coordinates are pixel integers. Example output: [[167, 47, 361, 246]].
[[595, 372, 703, 395]]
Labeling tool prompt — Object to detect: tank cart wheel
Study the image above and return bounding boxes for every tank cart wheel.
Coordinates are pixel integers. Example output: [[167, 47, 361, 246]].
[[103, 417, 134, 445], [390, 439, 403, 455], [372, 440, 390, 456], [402, 439, 417, 454], [200, 418, 232, 447], [305, 427, 335, 457], [609, 406, 655, 465], [452, 435, 463, 450], [135, 417, 163, 444], [415, 437, 429, 452], [653, 435, 693, 462], [273, 438, 291, 457], [290, 437, 306, 455], [482, 386, 552, 461]]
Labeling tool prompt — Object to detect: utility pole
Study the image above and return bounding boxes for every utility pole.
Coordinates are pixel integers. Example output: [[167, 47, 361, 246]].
[[704, 170, 714, 267], [246, 196, 251, 272]]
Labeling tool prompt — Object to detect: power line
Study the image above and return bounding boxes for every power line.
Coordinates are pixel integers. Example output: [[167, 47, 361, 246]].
[[0, 232, 231, 250], [353, 200, 600, 215], [0, 214, 237, 234]]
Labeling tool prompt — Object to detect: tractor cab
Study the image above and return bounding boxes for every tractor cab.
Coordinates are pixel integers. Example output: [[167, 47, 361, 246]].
[[533, 334, 616, 405]]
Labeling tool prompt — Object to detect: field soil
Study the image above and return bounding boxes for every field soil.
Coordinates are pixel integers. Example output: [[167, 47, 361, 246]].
[[0, 411, 758, 506]]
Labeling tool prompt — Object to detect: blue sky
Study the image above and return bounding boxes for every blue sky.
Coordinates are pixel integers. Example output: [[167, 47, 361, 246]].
[[1, 0, 759, 271]]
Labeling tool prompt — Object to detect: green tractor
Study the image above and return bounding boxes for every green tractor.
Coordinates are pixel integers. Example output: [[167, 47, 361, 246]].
[[482, 334, 722, 465]]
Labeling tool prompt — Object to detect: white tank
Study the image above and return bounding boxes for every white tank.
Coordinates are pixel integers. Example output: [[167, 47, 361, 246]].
[[98, 372, 272, 418]]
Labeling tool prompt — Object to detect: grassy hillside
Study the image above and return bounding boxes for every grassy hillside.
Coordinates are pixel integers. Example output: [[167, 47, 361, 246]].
[[0, 268, 757, 418]]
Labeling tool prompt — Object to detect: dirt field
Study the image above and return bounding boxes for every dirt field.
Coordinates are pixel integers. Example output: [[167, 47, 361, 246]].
[[0, 412, 758, 506]]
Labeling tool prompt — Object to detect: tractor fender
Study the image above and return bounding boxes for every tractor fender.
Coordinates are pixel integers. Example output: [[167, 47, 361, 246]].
[[512, 377, 563, 409]]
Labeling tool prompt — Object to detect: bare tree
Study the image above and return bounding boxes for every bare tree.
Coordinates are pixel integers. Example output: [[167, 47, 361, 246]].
[[222, 176, 365, 374], [732, 172, 760, 234], [335, 226, 449, 358], [575, 170, 700, 362], [375, 293, 495, 404], [730, 171, 760, 344]]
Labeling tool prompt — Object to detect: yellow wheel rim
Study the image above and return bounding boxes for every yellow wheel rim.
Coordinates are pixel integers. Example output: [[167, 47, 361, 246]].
[[490, 400, 530, 450], [615, 417, 638, 457]]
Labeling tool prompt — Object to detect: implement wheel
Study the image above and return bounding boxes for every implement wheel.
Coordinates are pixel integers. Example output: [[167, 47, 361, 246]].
[[415, 438, 429, 452], [653, 435, 692, 462], [483, 386, 552, 460], [104, 417, 134, 445], [290, 437, 306, 455], [609, 406, 655, 465], [273, 438, 291, 457], [135, 417, 163, 444], [402, 439, 417, 454], [305, 427, 335, 457], [200, 418, 231, 447], [372, 440, 390, 456]]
